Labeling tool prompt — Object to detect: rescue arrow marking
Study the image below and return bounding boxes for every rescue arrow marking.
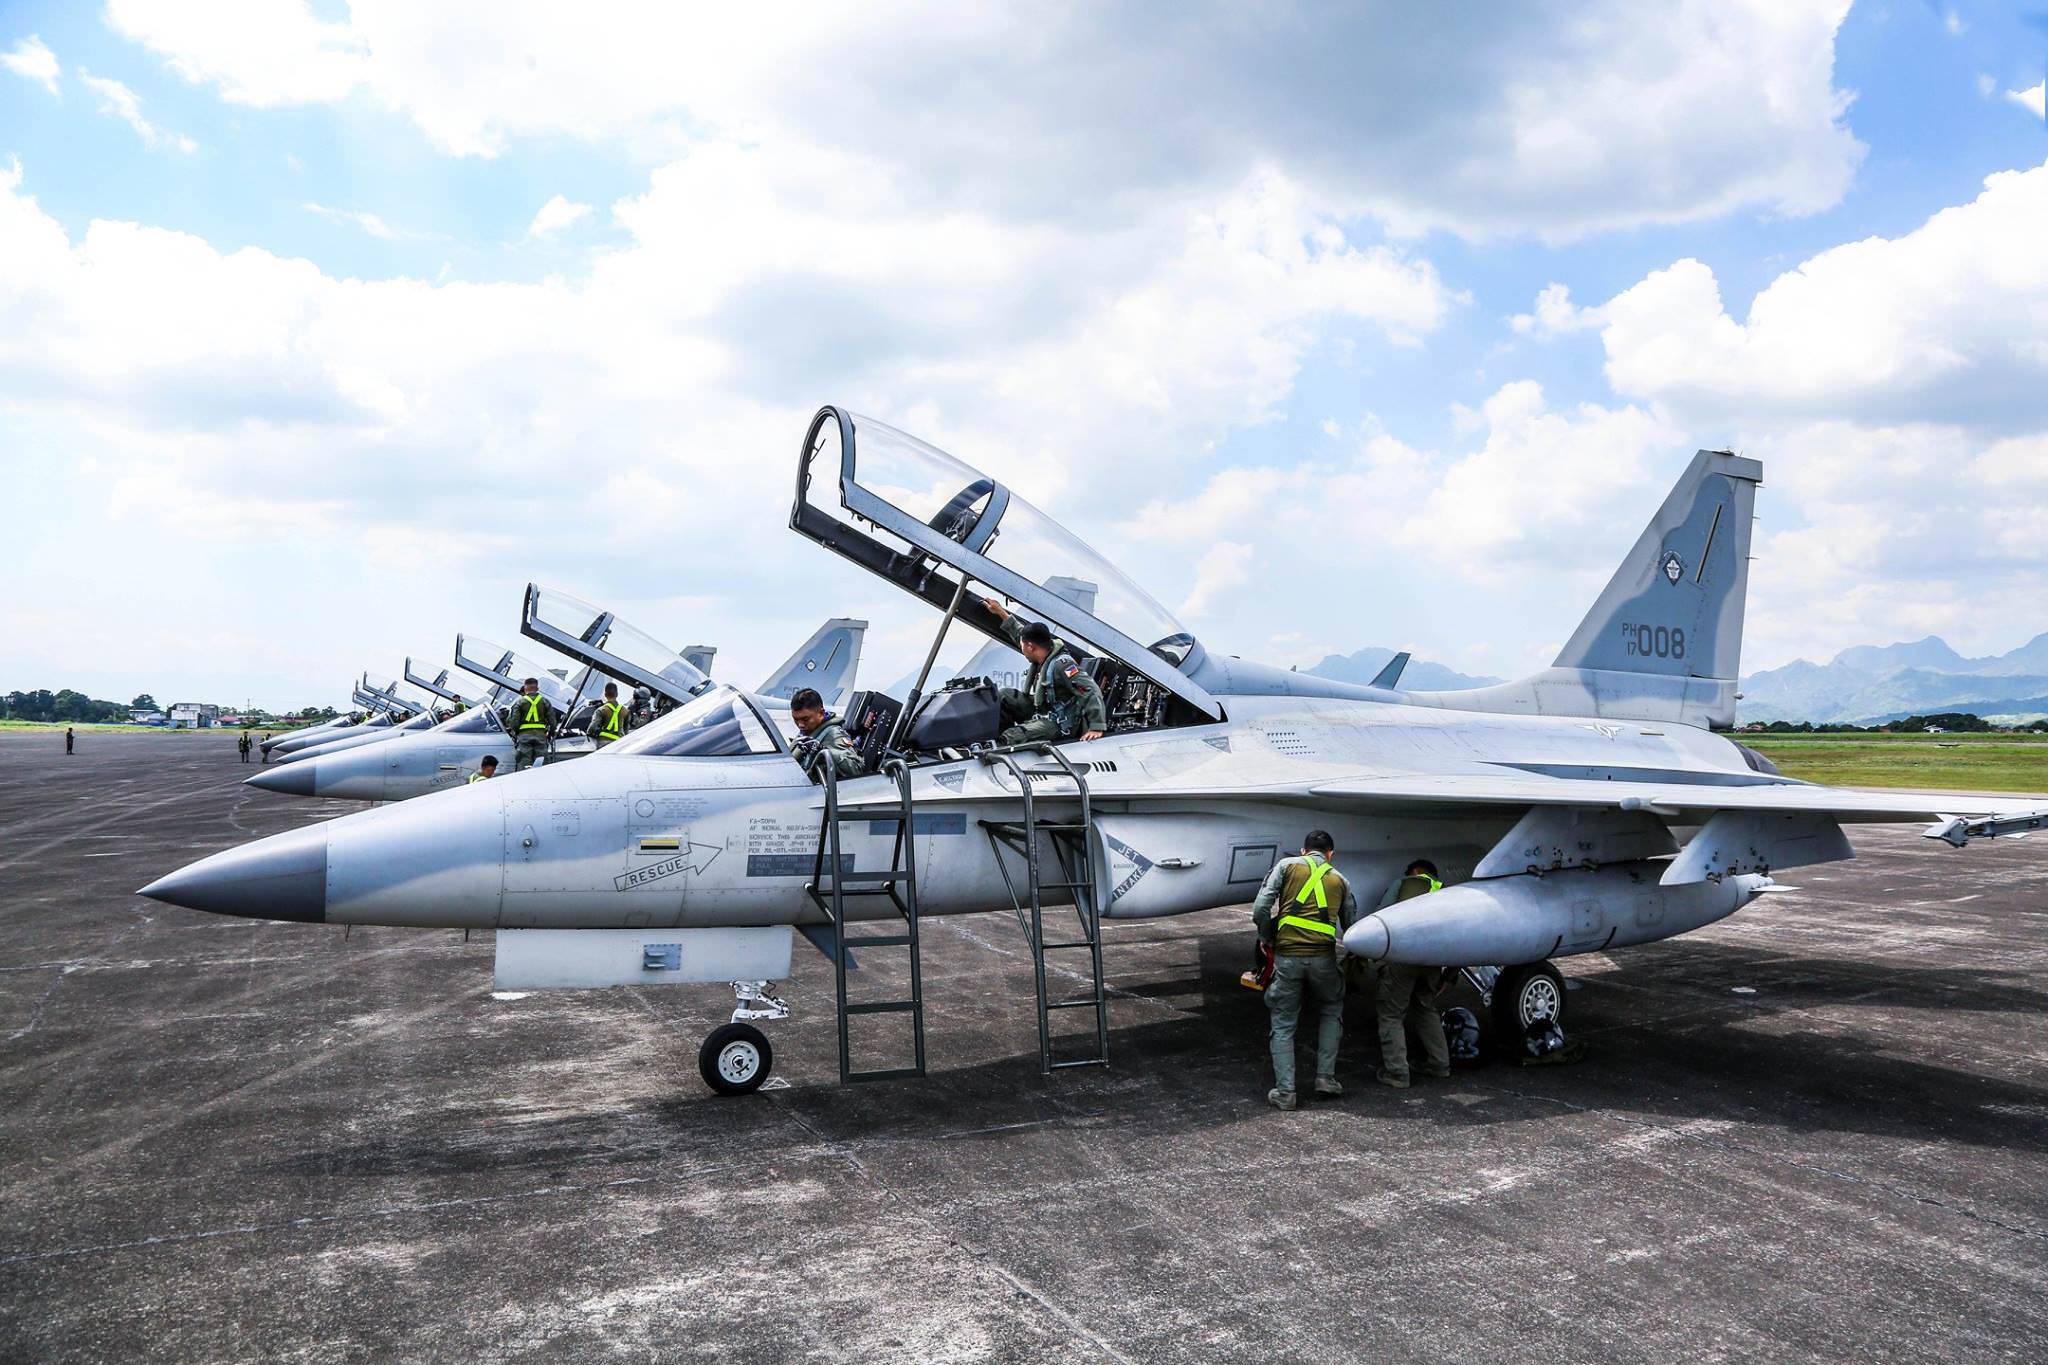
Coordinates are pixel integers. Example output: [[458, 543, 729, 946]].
[[613, 842, 721, 890]]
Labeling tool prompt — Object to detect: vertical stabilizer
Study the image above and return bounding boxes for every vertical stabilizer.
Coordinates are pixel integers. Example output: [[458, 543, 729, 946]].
[[682, 645, 717, 675], [1405, 449, 1761, 729], [758, 619, 867, 704]]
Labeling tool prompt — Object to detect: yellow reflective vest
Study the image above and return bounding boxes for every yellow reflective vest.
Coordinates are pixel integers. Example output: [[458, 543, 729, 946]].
[[595, 700, 627, 742], [1274, 856, 1349, 955]]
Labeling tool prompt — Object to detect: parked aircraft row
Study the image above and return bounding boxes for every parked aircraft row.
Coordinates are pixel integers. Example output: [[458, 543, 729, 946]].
[[149, 407, 2048, 1096]]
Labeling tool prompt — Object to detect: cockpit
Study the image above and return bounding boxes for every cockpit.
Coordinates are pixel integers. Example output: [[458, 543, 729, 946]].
[[453, 635, 585, 714], [790, 408, 1222, 766], [606, 685, 783, 759]]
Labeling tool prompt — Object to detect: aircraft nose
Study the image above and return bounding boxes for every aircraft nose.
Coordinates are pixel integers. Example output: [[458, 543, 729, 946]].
[[245, 763, 318, 796], [1341, 914, 1390, 961], [138, 823, 328, 923]]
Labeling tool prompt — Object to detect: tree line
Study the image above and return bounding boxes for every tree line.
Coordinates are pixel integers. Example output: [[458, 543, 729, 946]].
[[2, 690, 146, 724]]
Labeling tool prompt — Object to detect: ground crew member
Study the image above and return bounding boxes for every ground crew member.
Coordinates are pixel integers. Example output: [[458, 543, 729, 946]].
[[980, 597, 1107, 745], [65, 726, 74, 755], [1374, 859, 1453, 1087], [591, 683, 629, 749], [469, 755, 498, 783], [788, 687, 865, 783], [259, 732, 272, 763], [237, 730, 252, 763], [1250, 830, 1360, 1110], [499, 678, 555, 772]]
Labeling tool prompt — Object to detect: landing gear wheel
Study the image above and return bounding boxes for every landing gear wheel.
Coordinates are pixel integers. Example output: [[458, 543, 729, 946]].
[[1491, 961, 1567, 1045], [699, 1022, 773, 1096]]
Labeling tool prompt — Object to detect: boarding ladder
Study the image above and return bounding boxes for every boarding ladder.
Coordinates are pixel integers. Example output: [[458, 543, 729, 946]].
[[976, 744, 1109, 1072], [807, 758, 927, 1083]]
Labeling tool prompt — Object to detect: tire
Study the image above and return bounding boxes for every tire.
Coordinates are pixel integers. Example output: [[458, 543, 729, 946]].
[[1491, 961, 1567, 1045], [699, 1022, 773, 1096]]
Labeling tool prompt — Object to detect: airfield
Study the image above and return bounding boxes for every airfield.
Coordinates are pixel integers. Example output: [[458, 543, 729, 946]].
[[3, 731, 2045, 1361]]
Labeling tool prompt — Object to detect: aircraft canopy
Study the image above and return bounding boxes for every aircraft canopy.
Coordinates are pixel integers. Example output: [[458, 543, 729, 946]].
[[453, 635, 580, 712], [791, 408, 1218, 718], [521, 585, 711, 705]]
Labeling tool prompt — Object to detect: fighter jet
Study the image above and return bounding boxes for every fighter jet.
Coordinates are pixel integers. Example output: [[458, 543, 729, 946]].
[[274, 675, 449, 765], [143, 408, 2048, 1097], [263, 682, 412, 759], [249, 593, 866, 802]]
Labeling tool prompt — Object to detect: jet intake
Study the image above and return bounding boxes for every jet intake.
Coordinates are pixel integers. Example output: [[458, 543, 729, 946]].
[[1341, 861, 1767, 966]]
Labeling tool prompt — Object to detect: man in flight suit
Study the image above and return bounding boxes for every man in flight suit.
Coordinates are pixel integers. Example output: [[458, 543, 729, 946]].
[[237, 730, 252, 763], [499, 678, 555, 772], [591, 682, 629, 749], [980, 597, 1107, 746], [788, 687, 865, 783], [1374, 859, 1453, 1087], [1250, 830, 1361, 1110]]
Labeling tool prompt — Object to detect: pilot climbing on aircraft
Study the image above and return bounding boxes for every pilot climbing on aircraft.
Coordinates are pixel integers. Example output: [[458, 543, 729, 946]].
[[981, 597, 1107, 745]]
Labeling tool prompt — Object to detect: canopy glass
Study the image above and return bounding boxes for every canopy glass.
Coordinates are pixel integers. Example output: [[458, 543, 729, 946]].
[[453, 635, 580, 711], [606, 685, 781, 758], [791, 408, 1219, 718], [523, 585, 710, 704]]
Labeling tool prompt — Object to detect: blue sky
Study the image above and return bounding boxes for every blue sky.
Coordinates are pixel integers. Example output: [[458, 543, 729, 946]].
[[1, 1, 2045, 710]]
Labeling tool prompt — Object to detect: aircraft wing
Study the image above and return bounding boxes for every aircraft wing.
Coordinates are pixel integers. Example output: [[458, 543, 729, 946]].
[[1304, 774, 2048, 823], [831, 764, 2048, 853]]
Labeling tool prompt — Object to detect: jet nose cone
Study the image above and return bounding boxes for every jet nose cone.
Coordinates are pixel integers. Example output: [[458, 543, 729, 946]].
[[1341, 913, 1390, 961], [138, 824, 328, 923], [245, 763, 318, 796]]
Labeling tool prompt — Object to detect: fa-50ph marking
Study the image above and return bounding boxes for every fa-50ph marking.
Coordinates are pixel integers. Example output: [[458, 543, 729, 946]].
[[145, 408, 2048, 1096]]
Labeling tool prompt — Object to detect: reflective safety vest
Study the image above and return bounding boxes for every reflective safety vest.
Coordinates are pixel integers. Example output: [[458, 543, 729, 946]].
[[468, 771, 488, 783], [515, 694, 549, 732], [595, 701, 626, 742], [1274, 856, 1348, 955]]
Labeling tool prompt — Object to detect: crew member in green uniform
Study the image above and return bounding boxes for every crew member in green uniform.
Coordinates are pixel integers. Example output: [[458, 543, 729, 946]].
[[1373, 859, 1452, 1087], [979, 597, 1107, 745], [591, 682, 629, 749], [469, 755, 498, 783], [499, 678, 555, 772], [1250, 830, 1361, 1110]]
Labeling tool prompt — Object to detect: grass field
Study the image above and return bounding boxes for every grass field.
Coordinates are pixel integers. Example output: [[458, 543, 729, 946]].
[[1744, 731, 2048, 793]]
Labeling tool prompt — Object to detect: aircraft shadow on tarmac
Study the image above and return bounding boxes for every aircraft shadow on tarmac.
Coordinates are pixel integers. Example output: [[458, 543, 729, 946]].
[[250, 929, 2048, 1185]]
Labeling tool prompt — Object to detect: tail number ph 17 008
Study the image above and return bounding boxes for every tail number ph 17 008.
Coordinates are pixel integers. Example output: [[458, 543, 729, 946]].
[[1621, 623, 1685, 660]]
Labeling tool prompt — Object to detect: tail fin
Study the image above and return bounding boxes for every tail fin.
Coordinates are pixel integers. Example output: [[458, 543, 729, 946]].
[[1368, 651, 1410, 689], [681, 645, 717, 675], [757, 618, 867, 704], [1410, 449, 1760, 730]]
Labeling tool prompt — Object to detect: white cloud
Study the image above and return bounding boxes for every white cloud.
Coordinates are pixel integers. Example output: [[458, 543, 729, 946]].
[[0, 144, 1452, 694], [2, 35, 59, 94], [78, 69, 197, 152], [304, 202, 403, 239], [1510, 283, 1602, 340], [1596, 159, 2048, 428], [1976, 74, 1998, 99], [527, 194, 592, 239], [108, 0, 1864, 242], [2008, 83, 2046, 122], [1944, 10, 1965, 37]]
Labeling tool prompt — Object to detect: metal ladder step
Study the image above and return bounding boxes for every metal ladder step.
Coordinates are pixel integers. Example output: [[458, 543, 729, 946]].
[[811, 757, 927, 1085], [976, 743, 1110, 1075]]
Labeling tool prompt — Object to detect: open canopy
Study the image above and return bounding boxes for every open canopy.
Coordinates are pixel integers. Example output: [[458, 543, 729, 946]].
[[790, 408, 1219, 718], [520, 585, 711, 706], [453, 634, 581, 712], [403, 657, 480, 706]]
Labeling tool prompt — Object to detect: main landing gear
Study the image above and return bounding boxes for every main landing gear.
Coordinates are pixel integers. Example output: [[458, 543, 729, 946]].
[[697, 980, 787, 1096]]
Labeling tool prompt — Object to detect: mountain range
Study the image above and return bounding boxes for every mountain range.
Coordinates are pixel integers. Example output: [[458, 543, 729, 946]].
[[1306, 635, 2048, 726], [1736, 633, 2048, 725]]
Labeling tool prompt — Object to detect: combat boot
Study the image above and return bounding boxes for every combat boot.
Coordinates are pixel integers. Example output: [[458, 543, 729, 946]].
[[1266, 1088, 1299, 1111]]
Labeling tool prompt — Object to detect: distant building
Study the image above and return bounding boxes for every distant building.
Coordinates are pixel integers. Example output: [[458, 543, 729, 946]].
[[129, 709, 167, 726], [167, 703, 220, 729]]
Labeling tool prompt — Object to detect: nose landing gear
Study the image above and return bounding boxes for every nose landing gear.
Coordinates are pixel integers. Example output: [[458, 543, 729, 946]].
[[699, 1022, 774, 1095], [697, 979, 788, 1096]]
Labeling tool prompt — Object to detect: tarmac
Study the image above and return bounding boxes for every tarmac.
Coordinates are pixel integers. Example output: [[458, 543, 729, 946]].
[[2, 730, 2045, 1362]]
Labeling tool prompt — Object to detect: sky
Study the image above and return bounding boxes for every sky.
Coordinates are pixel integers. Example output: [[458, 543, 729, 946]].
[[1, 1, 2045, 711]]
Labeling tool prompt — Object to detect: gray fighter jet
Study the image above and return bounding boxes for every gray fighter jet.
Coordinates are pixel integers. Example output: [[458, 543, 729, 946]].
[[143, 408, 2048, 1096], [249, 596, 866, 802]]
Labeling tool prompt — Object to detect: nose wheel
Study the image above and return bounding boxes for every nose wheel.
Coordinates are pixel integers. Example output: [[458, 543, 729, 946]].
[[699, 1022, 774, 1095]]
